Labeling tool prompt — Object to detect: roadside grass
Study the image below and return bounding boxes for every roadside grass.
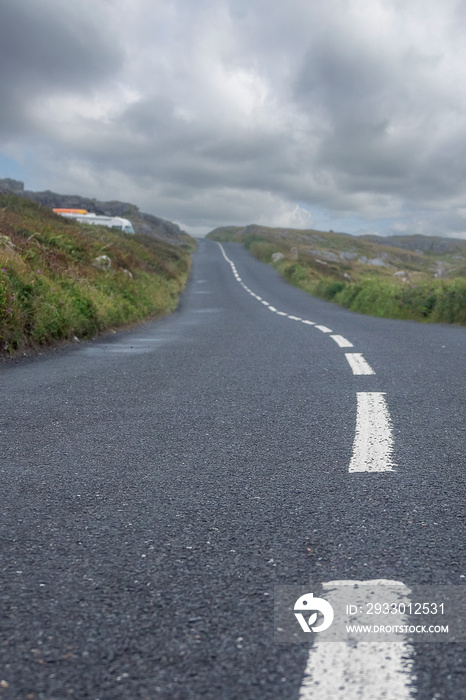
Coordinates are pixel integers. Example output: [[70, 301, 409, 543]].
[[0, 194, 195, 356], [207, 225, 466, 325]]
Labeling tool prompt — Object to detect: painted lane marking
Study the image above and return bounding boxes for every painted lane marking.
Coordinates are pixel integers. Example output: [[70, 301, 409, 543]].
[[217, 244, 378, 382], [216, 242, 397, 478], [345, 353, 375, 375], [349, 393, 395, 472], [331, 334, 354, 348], [299, 579, 413, 700]]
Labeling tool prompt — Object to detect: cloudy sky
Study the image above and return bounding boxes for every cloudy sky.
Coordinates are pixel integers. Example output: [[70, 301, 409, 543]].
[[1, 0, 466, 237]]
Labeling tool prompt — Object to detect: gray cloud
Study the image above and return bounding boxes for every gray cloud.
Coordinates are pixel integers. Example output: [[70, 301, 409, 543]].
[[0, 0, 123, 136], [1, 0, 466, 237]]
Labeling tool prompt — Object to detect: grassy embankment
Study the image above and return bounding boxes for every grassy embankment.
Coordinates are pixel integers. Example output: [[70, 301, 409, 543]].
[[0, 194, 195, 356], [207, 225, 466, 324]]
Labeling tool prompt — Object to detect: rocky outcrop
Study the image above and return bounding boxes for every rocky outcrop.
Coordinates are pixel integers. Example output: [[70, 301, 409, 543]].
[[0, 178, 25, 195], [0, 179, 190, 245]]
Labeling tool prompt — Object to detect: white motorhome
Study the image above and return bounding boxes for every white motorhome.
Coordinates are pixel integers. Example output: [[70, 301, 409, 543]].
[[53, 209, 135, 234]]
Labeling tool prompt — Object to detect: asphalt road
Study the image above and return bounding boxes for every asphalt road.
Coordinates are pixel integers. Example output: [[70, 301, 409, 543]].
[[1, 239, 465, 699]]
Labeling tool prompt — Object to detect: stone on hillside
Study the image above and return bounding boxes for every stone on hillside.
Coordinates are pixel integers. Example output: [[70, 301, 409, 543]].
[[272, 252, 284, 262], [93, 255, 111, 270], [0, 234, 16, 249]]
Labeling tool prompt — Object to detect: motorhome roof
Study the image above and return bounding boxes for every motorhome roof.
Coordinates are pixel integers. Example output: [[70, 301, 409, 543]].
[[53, 208, 88, 214]]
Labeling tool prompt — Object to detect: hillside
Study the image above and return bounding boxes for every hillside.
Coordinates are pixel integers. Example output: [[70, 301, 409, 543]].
[[207, 224, 466, 324], [0, 179, 191, 246], [0, 193, 195, 357]]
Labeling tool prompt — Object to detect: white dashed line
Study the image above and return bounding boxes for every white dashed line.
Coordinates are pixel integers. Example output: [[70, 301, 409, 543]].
[[345, 353, 375, 375], [217, 244, 375, 378], [349, 393, 395, 472], [331, 334, 354, 348], [299, 580, 413, 699], [217, 242, 397, 479]]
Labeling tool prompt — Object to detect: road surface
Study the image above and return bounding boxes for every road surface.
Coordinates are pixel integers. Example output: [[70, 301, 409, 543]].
[[1, 239, 465, 699]]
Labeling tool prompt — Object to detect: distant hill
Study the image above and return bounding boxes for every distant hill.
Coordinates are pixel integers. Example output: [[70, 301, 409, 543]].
[[360, 233, 466, 255], [207, 223, 466, 278], [0, 178, 191, 246]]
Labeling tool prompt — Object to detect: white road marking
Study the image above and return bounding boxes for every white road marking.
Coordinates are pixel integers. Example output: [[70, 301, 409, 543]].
[[216, 242, 397, 477], [349, 393, 395, 472], [217, 243, 382, 383], [331, 334, 354, 348], [299, 579, 414, 700], [345, 353, 375, 375]]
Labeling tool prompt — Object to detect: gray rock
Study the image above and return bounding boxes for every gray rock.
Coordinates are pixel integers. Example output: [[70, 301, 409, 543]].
[[311, 249, 339, 262], [367, 257, 388, 267], [0, 234, 16, 249], [93, 255, 112, 270]]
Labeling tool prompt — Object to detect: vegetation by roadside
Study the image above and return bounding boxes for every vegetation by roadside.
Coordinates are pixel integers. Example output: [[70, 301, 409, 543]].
[[207, 224, 466, 325], [0, 194, 195, 357]]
